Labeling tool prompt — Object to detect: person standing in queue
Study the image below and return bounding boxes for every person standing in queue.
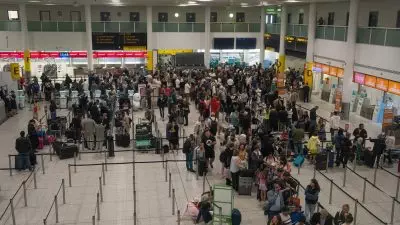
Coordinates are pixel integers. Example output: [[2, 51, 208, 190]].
[[183, 134, 196, 172], [303, 83, 310, 103], [201, 129, 216, 169]]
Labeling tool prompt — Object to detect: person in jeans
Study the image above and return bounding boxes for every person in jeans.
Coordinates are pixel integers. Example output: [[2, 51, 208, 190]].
[[304, 179, 320, 222], [157, 92, 167, 121], [15, 131, 33, 171], [292, 124, 305, 156], [230, 151, 241, 191], [183, 134, 195, 172]]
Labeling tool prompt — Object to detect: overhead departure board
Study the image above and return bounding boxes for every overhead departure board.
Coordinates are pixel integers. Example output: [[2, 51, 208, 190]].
[[92, 33, 147, 50]]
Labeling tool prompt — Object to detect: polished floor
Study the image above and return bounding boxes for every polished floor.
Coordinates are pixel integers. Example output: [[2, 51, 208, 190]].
[[0, 95, 398, 225]]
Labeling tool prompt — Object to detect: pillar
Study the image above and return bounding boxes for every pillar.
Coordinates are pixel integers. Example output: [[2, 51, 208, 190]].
[[304, 3, 316, 90], [342, 0, 359, 120], [278, 4, 287, 73], [19, 4, 28, 50], [85, 4, 94, 71], [259, 7, 265, 67], [204, 6, 211, 68], [146, 7, 153, 51]]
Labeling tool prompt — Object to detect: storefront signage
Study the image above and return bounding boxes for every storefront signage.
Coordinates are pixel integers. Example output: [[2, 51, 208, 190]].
[[24, 50, 31, 73], [375, 77, 389, 91], [353, 72, 365, 84], [313, 62, 344, 78], [388, 81, 400, 95], [157, 49, 193, 55], [382, 108, 393, 129], [330, 67, 338, 76], [0, 51, 146, 59], [337, 68, 344, 77], [364, 75, 376, 88], [10, 63, 20, 80], [93, 51, 146, 58], [322, 64, 330, 74]]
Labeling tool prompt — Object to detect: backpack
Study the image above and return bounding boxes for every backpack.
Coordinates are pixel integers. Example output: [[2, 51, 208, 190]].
[[183, 139, 191, 154], [231, 208, 242, 225]]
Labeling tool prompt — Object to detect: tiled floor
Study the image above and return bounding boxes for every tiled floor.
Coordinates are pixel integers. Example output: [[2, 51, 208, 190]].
[[0, 98, 398, 225]]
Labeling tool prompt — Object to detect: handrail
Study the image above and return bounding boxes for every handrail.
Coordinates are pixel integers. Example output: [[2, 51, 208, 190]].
[[317, 25, 348, 28], [315, 169, 388, 224], [43, 179, 65, 224], [358, 26, 400, 30]]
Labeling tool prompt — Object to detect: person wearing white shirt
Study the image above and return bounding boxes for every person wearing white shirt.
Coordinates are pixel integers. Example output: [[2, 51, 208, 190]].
[[175, 77, 181, 89], [184, 82, 191, 101], [329, 111, 341, 140]]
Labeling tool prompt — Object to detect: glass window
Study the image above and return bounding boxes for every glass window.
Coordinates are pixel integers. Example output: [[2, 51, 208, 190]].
[[397, 11, 400, 28], [298, 13, 304, 24], [8, 10, 19, 21], [211, 12, 217, 22], [186, 13, 196, 22], [328, 12, 335, 25], [287, 13, 291, 24], [40, 11, 51, 21], [368, 11, 379, 27], [70, 11, 81, 21], [100, 12, 111, 21], [158, 12, 168, 22], [236, 12, 245, 22], [130, 12, 140, 21]]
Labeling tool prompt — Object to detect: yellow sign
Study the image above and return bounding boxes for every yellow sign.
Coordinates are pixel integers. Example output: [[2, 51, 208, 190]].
[[10, 63, 21, 80], [123, 46, 147, 51], [278, 54, 285, 73], [147, 50, 153, 71], [304, 62, 313, 88], [157, 49, 193, 55], [24, 49, 31, 73]]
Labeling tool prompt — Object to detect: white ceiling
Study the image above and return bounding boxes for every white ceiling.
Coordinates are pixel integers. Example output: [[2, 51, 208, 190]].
[[0, 0, 351, 7]]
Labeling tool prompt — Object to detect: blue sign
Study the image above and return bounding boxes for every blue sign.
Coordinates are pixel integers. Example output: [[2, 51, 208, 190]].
[[59, 52, 70, 58]]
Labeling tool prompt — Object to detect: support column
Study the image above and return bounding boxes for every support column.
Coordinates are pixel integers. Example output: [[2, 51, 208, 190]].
[[204, 7, 211, 68], [85, 4, 94, 71], [146, 7, 153, 51], [278, 4, 287, 73], [19, 4, 28, 50], [259, 7, 265, 67], [305, 3, 316, 91], [342, 0, 359, 120], [20, 4, 31, 82]]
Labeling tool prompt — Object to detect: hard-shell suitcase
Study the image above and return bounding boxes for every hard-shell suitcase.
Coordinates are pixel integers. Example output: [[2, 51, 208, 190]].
[[198, 158, 207, 176], [238, 176, 253, 195], [315, 153, 327, 170], [59, 144, 78, 160], [364, 150, 376, 168], [38, 137, 44, 150], [116, 133, 130, 147]]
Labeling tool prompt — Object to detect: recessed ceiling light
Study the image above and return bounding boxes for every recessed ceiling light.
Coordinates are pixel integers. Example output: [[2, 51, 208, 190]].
[[45, 3, 56, 5], [286, 0, 300, 2], [197, 0, 212, 1], [229, 13, 234, 18], [240, 2, 248, 5], [174, 13, 179, 17], [28, 0, 41, 2], [178, 3, 188, 6]]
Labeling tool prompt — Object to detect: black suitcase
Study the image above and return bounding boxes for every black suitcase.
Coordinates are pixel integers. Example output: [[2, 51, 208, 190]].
[[59, 144, 78, 160], [65, 129, 76, 140], [107, 136, 115, 157], [52, 141, 63, 155], [239, 169, 255, 177], [198, 158, 207, 176], [364, 150, 376, 168], [116, 133, 130, 147], [315, 153, 327, 170]]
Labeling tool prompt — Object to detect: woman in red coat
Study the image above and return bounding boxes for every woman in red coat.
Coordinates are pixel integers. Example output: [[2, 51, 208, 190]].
[[210, 96, 221, 119]]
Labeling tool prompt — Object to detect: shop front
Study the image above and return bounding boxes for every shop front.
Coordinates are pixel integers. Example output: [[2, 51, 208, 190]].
[[209, 49, 260, 68], [312, 62, 344, 104], [0, 50, 147, 80], [352, 72, 400, 123]]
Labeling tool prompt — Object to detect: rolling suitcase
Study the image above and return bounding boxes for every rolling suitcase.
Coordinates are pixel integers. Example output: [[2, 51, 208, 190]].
[[364, 150, 376, 168], [315, 153, 327, 170], [116, 133, 130, 147], [231, 208, 242, 225], [238, 176, 253, 195], [38, 137, 44, 150], [59, 144, 78, 160], [198, 158, 207, 176]]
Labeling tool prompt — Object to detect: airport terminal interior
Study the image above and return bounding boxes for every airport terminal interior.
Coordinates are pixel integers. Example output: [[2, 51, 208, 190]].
[[0, 0, 399, 224]]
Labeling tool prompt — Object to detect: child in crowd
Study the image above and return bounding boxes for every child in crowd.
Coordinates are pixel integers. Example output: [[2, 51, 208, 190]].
[[257, 165, 268, 203]]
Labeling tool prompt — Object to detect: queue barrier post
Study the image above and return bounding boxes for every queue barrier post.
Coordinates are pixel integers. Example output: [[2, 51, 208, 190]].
[[9, 155, 12, 176], [172, 188, 175, 215], [74, 152, 77, 173], [390, 197, 395, 224], [354, 199, 358, 225], [99, 177, 103, 202], [41, 154, 45, 174], [362, 178, 367, 203], [102, 163, 106, 185], [97, 193, 100, 220], [68, 165, 72, 187], [165, 160, 168, 182], [54, 195, 59, 223], [62, 179, 66, 204], [343, 167, 347, 187], [23, 180, 27, 207], [10, 199, 16, 225], [177, 210, 181, 225], [396, 176, 400, 200], [373, 166, 377, 185], [329, 179, 333, 204], [169, 172, 172, 197], [34, 170, 37, 189]]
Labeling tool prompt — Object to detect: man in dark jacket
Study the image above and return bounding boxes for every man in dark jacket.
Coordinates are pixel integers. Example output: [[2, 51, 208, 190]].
[[370, 133, 386, 167], [15, 131, 33, 171], [183, 134, 195, 172]]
